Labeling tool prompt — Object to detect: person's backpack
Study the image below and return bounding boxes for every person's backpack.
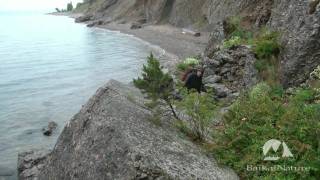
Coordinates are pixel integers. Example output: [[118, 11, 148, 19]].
[[181, 69, 195, 82]]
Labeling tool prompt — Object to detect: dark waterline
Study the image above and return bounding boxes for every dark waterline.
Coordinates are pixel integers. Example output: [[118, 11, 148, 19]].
[[0, 12, 154, 179]]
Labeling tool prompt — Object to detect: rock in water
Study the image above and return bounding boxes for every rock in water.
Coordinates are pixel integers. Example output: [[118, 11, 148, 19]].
[[19, 80, 238, 180], [42, 121, 58, 136]]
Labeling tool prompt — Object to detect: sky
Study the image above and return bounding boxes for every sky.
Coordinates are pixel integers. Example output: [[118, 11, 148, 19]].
[[0, 0, 83, 11]]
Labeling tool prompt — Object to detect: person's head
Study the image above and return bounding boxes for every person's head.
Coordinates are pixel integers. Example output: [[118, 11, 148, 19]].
[[196, 67, 204, 77], [197, 70, 202, 77]]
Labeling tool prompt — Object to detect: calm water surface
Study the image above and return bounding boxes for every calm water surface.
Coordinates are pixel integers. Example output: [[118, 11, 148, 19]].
[[0, 12, 154, 178]]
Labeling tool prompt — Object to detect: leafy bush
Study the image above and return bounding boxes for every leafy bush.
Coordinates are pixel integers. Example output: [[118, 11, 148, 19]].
[[224, 16, 242, 37], [224, 16, 253, 40], [223, 36, 242, 49], [134, 54, 179, 120], [211, 83, 320, 179], [176, 57, 199, 72], [251, 30, 281, 85], [253, 30, 281, 59], [176, 62, 190, 72], [176, 90, 216, 141], [184, 57, 199, 66]]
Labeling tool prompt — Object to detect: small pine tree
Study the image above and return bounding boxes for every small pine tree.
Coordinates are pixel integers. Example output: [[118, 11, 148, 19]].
[[134, 53, 179, 120], [67, 2, 73, 11]]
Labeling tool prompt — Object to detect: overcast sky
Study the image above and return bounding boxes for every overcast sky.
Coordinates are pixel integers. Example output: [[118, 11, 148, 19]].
[[0, 0, 83, 11]]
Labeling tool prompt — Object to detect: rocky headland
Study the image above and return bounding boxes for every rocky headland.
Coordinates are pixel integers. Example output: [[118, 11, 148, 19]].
[[18, 80, 238, 180]]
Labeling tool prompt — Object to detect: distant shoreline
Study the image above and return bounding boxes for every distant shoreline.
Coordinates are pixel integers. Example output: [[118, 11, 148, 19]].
[[48, 12, 209, 70], [47, 12, 82, 19]]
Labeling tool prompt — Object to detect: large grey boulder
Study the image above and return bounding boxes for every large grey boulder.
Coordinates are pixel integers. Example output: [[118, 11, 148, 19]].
[[19, 80, 238, 180]]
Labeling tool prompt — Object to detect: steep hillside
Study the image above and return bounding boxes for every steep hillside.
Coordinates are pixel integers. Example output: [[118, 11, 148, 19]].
[[75, 0, 320, 87]]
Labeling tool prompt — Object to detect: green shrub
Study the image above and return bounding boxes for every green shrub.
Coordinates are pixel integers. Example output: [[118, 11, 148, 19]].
[[176, 57, 200, 72], [252, 30, 281, 86], [176, 90, 216, 141], [224, 16, 253, 40], [253, 30, 281, 59], [211, 83, 320, 179], [177, 62, 190, 72], [184, 57, 199, 66], [223, 36, 242, 49]]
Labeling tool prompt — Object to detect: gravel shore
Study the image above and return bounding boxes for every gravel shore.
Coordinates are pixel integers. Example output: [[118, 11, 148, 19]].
[[99, 23, 209, 60], [50, 12, 210, 69]]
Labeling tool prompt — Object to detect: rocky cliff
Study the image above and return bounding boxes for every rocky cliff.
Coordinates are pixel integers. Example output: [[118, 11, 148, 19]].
[[76, 0, 320, 88], [18, 80, 238, 180]]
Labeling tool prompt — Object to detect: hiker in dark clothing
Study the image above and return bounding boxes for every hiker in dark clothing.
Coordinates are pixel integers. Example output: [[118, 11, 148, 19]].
[[184, 68, 205, 93]]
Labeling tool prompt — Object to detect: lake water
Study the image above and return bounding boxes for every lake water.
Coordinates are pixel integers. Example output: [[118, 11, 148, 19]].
[[0, 12, 155, 179]]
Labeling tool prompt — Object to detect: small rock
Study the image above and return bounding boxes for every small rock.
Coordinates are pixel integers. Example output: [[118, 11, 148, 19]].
[[137, 18, 147, 24], [42, 121, 57, 136], [87, 20, 104, 27], [220, 67, 230, 75], [75, 15, 92, 23], [205, 83, 231, 98], [214, 51, 233, 64], [86, 22, 95, 27], [194, 32, 201, 37], [210, 59, 221, 67], [130, 22, 142, 29], [203, 75, 222, 84]]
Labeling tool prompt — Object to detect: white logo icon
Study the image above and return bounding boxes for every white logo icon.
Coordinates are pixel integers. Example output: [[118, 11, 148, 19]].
[[263, 139, 293, 161]]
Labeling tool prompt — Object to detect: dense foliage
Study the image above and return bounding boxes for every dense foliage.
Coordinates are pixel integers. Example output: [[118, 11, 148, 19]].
[[135, 46, 319, 179], [211, 83, 320, 179], [223, 16, 282, 85], [253, 30, 281, 59], [223, 36, 242, 49], [134, 55, 216, 141], [176, 57, 200, 72]]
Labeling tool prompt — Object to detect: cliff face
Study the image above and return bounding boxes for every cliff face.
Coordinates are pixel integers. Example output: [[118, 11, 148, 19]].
[[268, 0, 320, 87], [18, 80, 238, 180], [78, 0, 320, 87], [80, 0, 272, 28]]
